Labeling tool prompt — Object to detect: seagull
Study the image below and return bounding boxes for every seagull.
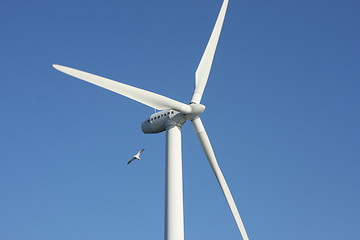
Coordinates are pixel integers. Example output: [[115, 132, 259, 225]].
[[127, 149, 145, 165]]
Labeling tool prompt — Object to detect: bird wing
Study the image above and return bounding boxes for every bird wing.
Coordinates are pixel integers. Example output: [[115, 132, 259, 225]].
[[137, 148, 145, 156], [127, 157, 136, 165]]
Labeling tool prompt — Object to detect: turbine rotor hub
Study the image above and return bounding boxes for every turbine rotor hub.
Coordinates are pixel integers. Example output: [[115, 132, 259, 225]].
[[185, 103, 206, 120]]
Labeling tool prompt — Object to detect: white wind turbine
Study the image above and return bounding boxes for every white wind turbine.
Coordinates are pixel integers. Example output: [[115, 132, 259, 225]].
[[53, 0, 249, 239]]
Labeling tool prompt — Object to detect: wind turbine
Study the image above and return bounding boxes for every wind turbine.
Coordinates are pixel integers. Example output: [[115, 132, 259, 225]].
[[53, 0, 249, 239]]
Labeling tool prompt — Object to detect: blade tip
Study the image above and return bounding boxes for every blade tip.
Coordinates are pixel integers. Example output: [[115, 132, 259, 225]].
[[52, 64, 69, 73], [52, 64, 61, 70]]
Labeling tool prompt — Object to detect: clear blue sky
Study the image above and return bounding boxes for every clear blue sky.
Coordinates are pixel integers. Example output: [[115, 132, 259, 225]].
[[1, 0, 359, 239]]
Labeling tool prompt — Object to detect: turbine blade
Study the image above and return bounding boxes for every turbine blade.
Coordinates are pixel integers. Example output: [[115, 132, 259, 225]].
[[191, 0, 229, 104], [53, 64, 192, 114], [191, 117, 249, 240]]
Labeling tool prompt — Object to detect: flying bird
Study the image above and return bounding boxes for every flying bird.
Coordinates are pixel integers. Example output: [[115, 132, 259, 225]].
[[127, 149, 145, 165]]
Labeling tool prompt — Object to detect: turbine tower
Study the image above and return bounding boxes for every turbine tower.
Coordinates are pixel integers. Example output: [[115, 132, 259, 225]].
[[53, 0, 249, 239]]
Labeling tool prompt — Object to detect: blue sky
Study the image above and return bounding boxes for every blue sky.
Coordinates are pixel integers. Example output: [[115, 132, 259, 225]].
[[1, 0, 359, 239]]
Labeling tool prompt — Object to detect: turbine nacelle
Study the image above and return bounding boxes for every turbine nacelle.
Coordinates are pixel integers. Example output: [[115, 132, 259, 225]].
[[141, 110, 184, 134], [141, 103, 205, 134]]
